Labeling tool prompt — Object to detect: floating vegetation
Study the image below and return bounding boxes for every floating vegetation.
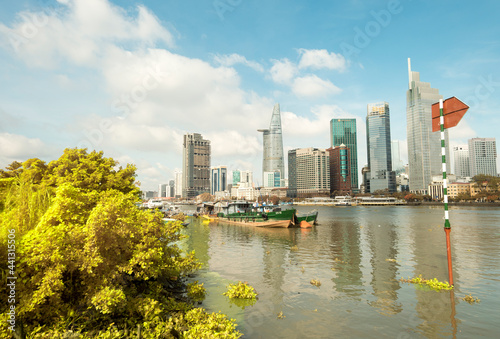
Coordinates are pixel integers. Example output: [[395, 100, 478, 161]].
[[223, 281, 258, 300], [385, 258, 397, 263], [400, 275, 453, 291], [334, 258, 347, 264], [277, 311, 286, 319], [301, 266, 305, 273], [310, 279, 321, 287], [462, 294, 480, 304], [290, 245, 299, 251]]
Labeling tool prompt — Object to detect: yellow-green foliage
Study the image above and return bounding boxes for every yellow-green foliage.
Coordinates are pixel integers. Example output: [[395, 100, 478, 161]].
[[223, 281, 258, 300], [462, 294, 480, 304], [400, 275, 453, 291], [187, 281, 206, 302], [0, 149, 240, 338]]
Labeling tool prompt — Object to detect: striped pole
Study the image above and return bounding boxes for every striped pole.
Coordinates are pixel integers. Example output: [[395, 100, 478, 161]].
[[440, 98, 454, 286]]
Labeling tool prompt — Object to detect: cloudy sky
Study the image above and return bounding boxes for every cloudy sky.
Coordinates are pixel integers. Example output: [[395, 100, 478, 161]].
[[1, 0, 499, 190]]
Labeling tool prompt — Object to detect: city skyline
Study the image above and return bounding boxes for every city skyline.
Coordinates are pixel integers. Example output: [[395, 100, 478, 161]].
[[1, 0, 500, 190]]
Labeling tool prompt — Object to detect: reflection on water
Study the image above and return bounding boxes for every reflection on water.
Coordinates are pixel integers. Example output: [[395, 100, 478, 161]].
[[183, 206, 500, 338]]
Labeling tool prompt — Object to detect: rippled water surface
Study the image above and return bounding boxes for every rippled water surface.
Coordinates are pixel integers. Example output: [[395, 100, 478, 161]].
[[182, 205, 500, 338]]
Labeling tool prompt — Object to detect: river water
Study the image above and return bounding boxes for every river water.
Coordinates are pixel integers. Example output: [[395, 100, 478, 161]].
[[182, 205, 500, 338]]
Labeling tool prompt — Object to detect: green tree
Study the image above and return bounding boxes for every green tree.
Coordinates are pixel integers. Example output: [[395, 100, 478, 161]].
[[0, 149, 241, 338]]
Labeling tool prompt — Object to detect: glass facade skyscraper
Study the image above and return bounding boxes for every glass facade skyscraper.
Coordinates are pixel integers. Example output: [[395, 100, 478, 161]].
[[210, 166, 227, 195], [366, 102, 396, 193], [406, 58, 448, 194], [258, 103, 285, 186], [330, 118, 358, 190], [453, 146, 470, 177]]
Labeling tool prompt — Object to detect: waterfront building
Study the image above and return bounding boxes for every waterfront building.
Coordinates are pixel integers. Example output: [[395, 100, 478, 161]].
[[158, 183, 168, 198], [453, 146, 470, 177], [258, 104, 285, 186], [239, 170, 253, 186], [211, 166, 228, 195], [263, 171, 281, 188], [287, 147, 330, 198], [330, 118, 358, 190], [406, 58, 448, 194], [168, 180, 175, 198], [327, 144, 352, 195], [366, 102, 396, 193], [174, 171, 182, 198], [468, 138, 497, 177], [448, 182, 471, 199], [182, 133, 211, 198]]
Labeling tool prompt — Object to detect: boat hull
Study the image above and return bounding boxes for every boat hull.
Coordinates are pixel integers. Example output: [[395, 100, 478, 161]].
[[217, 218, 291, 228]]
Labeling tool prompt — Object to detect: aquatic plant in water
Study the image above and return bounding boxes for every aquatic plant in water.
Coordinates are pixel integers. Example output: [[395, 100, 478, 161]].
[[310, 279, 321, 287], [400, 275, 453, 291], [462, 294, 480, 304], [223, 281, 258, 300]]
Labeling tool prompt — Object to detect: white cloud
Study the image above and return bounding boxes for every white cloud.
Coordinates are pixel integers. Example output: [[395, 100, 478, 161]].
[[213, 53, 264, 72], [269, 58, 298, 85], [0, 133, 53, 166], [292, 74, 342, 98], [0, 0, 173, 68], [298, 48, 347, 71]]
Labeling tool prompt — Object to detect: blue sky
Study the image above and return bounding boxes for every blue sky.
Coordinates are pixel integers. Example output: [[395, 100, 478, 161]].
[[1, 0, 499, 190]]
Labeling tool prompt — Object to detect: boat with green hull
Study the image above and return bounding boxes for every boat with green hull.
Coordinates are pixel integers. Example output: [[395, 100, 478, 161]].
[[216, 201, 297, 227]]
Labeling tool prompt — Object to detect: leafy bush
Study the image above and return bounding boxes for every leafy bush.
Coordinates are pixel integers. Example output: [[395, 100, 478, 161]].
[[223, 281, 258, 300]]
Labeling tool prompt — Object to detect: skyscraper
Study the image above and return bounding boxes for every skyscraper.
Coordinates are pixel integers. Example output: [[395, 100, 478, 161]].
[[182, 133, 211, 198], [453, 146, 470, 177], [258, 104, 284, 186], [391, 140, 405, 174], [211, 166, 227, 195], [330, 118, 358, 190], [406, 58, 448, 194], [366, 102, 396, 193], [468, 138, 497, 177], [287, 148, 330, 198], [327, 144, 352, 195]]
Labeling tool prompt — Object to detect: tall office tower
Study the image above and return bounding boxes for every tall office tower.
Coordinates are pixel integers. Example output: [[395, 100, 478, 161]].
[[407, 58, 448, 194], [366, 102, 396, 193], [287, 148, 330, 198], [158, 183, 168, 197], [211, 166, 228, 195], [468, 138, 497, 177], [327, 144, 352, 195], [258, 103, 285, 186], [391, 140, 405, 174], [168, 180, 175, 197], [453, 146, 470, 177], [182, 133, 211, 198], [263, 171, 281, 188], [232, 170, 241, 185], [330, 118, 358, 190], [174, 171, 182, 198]]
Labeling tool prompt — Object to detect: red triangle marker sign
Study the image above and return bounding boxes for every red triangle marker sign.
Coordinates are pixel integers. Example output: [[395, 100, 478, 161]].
[[432, 97, 469, 132]]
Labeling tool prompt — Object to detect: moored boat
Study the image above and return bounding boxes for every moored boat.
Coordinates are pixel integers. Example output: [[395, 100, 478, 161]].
[[296, 209, 318, 224], [215, 201, 297, 228]]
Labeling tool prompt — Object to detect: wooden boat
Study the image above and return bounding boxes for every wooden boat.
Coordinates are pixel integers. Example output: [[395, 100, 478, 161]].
[[217, 218, 291, 228], [216, 201, 297, 228]]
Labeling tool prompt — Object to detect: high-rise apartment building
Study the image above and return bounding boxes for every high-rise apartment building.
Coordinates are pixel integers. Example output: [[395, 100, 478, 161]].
[[327, 144, 351, 195], [453, 146, 470, 177], [406, 58, 448, 194], [330, 118, 358, 190], [182, 133, 211, 198], [210, 166, 227, 195], [468, 138, 497, 177], [366, 102, 396, 193], [258, 104, 285, 186], [287, 148, 330, 198], [174, 171, 182, 198]]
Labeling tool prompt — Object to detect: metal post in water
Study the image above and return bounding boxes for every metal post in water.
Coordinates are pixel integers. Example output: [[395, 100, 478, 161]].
[[439, 98, 454, 286]]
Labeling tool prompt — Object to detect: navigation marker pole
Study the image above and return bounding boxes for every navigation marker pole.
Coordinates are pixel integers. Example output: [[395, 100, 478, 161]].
[[439, 98, 453, 286]]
